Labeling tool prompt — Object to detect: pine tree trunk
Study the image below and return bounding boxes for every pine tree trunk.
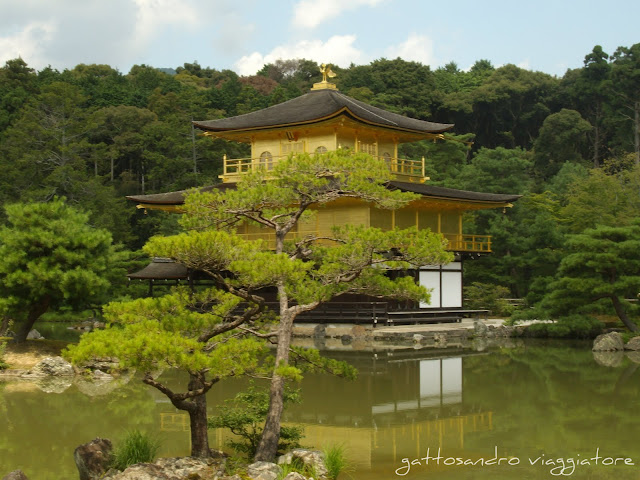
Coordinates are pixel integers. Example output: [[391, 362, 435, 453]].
[[14, 296, 51, 343], [611, 296, 639, 332], [254, 291, 295, 462], [186, 373, 211, 458], [143, 372, 213, 458]]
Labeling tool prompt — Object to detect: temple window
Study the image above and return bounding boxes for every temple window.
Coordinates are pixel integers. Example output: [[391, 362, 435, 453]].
[[359, 142, 377, 155], [259, 151, 273, 170], [281, 141, 305, 155]]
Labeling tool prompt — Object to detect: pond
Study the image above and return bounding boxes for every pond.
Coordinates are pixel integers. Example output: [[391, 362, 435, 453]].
[[1, 336, 639, 480]]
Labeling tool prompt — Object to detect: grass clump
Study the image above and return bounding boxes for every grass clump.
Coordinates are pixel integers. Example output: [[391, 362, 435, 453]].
[[110, 429, 161, 471], [323, 444, 353, 480], [277, 459, 316, 480]]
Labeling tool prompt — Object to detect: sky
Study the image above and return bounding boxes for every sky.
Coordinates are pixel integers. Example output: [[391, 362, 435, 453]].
[[1, 0, 638, 78]]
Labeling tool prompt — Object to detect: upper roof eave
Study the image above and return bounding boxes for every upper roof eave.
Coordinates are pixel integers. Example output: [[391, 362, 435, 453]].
[[126, 182, 521, 207], [193, 89, 453, 136]]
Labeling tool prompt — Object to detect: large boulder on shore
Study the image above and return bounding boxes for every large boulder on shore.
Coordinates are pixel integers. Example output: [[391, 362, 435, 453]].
[[592, 332, 624, 351], [624, 336, 640, 351], [28, 356, 74, 376], [74, 438, 113, 480]]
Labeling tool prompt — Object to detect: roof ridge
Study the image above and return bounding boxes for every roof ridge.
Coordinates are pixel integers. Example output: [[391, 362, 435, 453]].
[[335, 91, 399, 126]]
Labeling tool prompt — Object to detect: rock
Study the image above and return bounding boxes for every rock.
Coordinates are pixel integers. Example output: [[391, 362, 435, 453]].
[[624, 336, 640, 351], [283, 473, 307, 480], [593, 350, 624, 367], [28, 356, 74, 376], [155, 456, 225, 478], [102, 456, 225, 480], [26, 329, 43, 340], [312, 324, 326, 339], [74, 438, 113, 480], [412, 334, 424, 343], [103, 464, 171, 480], [247, 461, 282, 480], [2, 471, 29, 480], [80, 357, 120, 372], [340, 335, 352, 345], [433, 332, 447, 347], [592, 332, 624, 351], [93, 369, 114, 380], [473, 320, 489, 337], [350, 325, 367, 338], [278, 449, 328, 479]]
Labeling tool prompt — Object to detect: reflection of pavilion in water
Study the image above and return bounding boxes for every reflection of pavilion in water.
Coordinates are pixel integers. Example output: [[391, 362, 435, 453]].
[[160, 349, 492, 469]]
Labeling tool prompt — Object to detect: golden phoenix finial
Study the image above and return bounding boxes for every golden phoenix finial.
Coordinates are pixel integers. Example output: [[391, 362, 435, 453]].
[[319, 63, 337, 83], [312, 63, 338, 91]]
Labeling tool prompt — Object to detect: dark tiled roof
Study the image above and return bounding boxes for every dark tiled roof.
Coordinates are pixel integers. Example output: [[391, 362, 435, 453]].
[[127, 182, 520, 206], [126, 184, 231, 205], [193, 89, 453, 134], [388, 181, 522, 203], [128, 257, 188, 279]]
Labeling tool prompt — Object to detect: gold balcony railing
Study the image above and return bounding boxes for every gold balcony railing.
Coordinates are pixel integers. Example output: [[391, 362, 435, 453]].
[[236, 231, 492, 253], [221, 154, 427, 183], [444, 234, 492, 252]]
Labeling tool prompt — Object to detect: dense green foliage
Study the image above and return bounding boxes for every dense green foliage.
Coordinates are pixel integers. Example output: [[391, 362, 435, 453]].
[[541, 223, 640, 331], [146, 150, 452, 460], [0, 199, 117, 341], [2, 45, 640, 332], [67, 150, 450, 459], [65, 285, 272, 457], [464, 282, 513, 317]]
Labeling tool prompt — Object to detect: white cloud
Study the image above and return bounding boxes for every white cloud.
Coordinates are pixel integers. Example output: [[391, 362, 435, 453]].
[[0, 20, 56, 67], [292, 0, 383, 29], [385, 33, 436, 66], [517, 59, 531, 70], [133, 0, 201, 45], [234, 34, 364, 75]]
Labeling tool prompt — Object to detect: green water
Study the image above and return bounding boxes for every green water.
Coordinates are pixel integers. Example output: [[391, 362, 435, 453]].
[[1, 339, 639, 479]]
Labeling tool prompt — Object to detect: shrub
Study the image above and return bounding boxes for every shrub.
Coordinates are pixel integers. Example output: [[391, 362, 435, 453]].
[[110, 430, 161, 470], [209, 382, 303, 460], [524, 315, 603, 339], [464, 282, 515, 317], [323, 444, 353, 480]]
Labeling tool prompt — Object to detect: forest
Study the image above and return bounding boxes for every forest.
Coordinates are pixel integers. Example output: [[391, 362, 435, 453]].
[[1, 43, 639, 333]]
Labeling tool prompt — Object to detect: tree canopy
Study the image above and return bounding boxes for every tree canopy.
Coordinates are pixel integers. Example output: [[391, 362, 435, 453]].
[[67, 150, 453, 460], [0, 199, 116, 341], [541, 222, 640, 332]]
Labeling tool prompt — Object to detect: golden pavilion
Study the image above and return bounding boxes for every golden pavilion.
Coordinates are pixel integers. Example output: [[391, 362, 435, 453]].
[[128, 66, 519, 322]]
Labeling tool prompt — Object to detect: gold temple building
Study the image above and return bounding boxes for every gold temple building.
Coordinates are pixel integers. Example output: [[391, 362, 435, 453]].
[[128, 66, 520, 322]]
